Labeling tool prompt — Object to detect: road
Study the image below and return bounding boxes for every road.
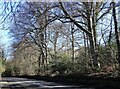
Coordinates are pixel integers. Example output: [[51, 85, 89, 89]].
[[0, 77, 94, 89]]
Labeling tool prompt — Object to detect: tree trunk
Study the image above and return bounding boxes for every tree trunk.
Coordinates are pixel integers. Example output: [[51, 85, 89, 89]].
[[112, 2, 120, 65], [88, 16, 99, 69], [38, 53, 41, 75], [54, 31, 59, 54], [83, 32, 87, 57], [71, 23, 75, 62], [38, 48, 45, 75]]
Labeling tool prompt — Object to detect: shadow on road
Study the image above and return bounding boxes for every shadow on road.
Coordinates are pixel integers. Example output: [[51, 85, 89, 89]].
[[0, 77, 92, 89]]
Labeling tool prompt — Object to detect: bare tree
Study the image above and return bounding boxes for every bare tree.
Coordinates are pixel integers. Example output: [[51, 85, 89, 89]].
[[112, 2, 120, 68], [58, 2, 112, 69]]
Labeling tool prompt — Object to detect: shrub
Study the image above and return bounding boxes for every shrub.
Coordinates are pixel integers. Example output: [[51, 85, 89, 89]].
[[50, 53, 72, 75]]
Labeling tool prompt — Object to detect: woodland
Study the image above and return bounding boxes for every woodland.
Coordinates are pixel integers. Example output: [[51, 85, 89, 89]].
[[0, 2, 120, 86]]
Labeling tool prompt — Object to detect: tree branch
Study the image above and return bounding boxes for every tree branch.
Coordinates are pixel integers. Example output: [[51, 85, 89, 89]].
[[59, 2, 91, 35]]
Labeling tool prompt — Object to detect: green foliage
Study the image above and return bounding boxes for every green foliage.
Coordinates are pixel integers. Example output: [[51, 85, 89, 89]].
[[12, 66, 20, 76], [98, 45, 117, 68], [50, 53, 72, 75], [3, 63, 20, 76], [2, 67, 12, 76], [0, 60, 5, 73]]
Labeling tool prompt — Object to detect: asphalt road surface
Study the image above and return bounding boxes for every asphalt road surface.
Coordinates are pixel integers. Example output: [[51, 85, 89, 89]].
[[0, 77, 94, 89]]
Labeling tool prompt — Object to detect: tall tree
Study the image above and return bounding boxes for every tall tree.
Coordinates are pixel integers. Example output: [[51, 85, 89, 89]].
[[112, 2, 120, 68], [9, 2, 58, 74], [58, 2, 112, 69]]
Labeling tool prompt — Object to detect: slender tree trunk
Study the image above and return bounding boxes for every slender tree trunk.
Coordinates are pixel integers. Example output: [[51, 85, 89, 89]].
[[54, 31, 59, 54], [45, 30, 48, 65], [88, 16, 98, 68], [37, 32, 46, 75], [83, 32, 87, 57], [45, 9, 48, 66], [92, 9, 97, 47], [71, 23, 75, 62], [112, 2, 120, 65], [108, 17, 113, 45], [38, 48, 45, 75], [38, 53, 41, 75]]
